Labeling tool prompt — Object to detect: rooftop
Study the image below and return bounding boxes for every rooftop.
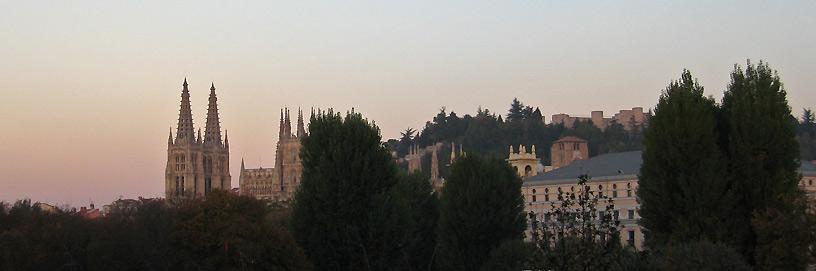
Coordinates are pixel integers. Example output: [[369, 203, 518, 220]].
[[524, 151, 816, 186]]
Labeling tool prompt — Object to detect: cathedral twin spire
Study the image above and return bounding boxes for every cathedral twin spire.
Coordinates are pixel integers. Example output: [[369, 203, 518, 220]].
[[171, 78, 225, 148], [279, 107, 306, 139]]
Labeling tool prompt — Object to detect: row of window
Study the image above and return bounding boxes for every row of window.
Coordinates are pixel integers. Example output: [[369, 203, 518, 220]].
[[530, 183, 635, 202], [531, 208, 638, 225]]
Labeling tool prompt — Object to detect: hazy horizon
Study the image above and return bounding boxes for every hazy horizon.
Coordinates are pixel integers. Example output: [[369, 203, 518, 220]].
[[2, 1, 814, 206]]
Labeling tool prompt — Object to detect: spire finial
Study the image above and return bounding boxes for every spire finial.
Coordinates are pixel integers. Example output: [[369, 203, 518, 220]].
[[210, 82, 215, 91], [203, 82, 223, 147], [168, 127, 173, 145], [297, 107, 306, 137], [175, 78, 195, 144], [224, 130, 230, 149]]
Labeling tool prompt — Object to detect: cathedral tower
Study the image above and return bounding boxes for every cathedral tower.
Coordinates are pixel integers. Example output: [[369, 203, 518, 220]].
[[165, 79, 231, 198]]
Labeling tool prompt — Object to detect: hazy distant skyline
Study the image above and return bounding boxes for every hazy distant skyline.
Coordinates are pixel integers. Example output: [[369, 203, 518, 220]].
[[1, 1, 814, 205]]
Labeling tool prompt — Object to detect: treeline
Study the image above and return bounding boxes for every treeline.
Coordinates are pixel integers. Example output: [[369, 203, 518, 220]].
[[0, 193, 311, 270], [387, 98, 645, 173]]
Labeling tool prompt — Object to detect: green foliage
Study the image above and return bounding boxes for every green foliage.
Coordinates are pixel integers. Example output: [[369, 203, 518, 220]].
[[638, 70, 731, 247], [480, 239, 538, 271], [721, 60, 801, 262], [436, 155, 526, 271], [291, 110, 403, 271], [0, 193, 311, 271], [639, 61, 810, 268], [752, 192, 816, 271], [650, 241, 751, 271], [390, 172, 439, 271]]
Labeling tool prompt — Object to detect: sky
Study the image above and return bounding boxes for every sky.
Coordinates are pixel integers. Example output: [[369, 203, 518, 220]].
[[1, 1, 814, 206]]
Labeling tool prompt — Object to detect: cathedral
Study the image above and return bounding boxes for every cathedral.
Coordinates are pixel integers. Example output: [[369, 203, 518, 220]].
[[239, 108, 306, 202], [165, 79, 231, 198]]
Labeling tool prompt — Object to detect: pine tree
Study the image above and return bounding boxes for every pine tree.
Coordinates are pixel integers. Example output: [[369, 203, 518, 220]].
[[720, 60, 800, 264], [638, 70, 731, 247], [507, 98, 525, 123], [436, 155, 526, 271], [290, 110, 402, 271]]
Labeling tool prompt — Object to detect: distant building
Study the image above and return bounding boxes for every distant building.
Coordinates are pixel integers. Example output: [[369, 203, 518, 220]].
[[507, 144, 540, 178], [78, 204, 101, 219], [239, 108, 305, 202], [34, 202, 59, 214], [551, 107, 648, 131], [165, 79, 231, 198], [521, 151, 816, 250], [550, 136, 589, 169], [402, 142, 450, 193]]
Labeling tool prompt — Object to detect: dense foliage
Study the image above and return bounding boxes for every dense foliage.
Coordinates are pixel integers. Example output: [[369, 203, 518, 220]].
[[639, 61, 816, 269], [436, 155, 526, 271], [638, 70, 732, 246], [0, 191, 311, 271], [291, 110, 439, 271]]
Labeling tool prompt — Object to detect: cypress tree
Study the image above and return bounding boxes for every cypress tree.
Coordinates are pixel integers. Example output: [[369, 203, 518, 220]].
[[720, 61, 800, 263], [290, 110, 401, 271], [638, 70, 730, 247], [436, 155, 526, 271]]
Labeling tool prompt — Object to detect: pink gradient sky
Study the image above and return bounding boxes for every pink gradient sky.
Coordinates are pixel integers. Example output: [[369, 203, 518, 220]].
[[1, 1, 814, 206]]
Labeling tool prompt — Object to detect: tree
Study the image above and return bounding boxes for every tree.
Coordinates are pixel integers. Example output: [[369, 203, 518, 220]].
[[172, 191, 312, 270], [638, 70, 731, 247], [291, 110, 402, 271], [390, 172, 439, 271], [752, 192, 816, 270], [720, 61, 801, 263], [532, 175, 636, 271], [436, 155, 525, 271], [397, 127, 416, 156], [507, 98, 525, 123], [650, 240, 751, 271]]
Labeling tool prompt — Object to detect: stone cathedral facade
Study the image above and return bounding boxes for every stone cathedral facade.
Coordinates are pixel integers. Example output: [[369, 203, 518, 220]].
[[239, 108, 306, 202], [165, 79, 231, 198]]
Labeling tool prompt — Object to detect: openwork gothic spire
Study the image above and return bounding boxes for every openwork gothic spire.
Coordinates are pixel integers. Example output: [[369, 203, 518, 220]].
[[204, 82, 223, 147], [297, 108, 306, 137], [175, 78, 195, 144]]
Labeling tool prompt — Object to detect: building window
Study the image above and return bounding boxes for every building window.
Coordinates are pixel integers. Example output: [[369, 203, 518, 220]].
[[810, 179, 813, 186], [628, 209, 635, 220], [613, 210, 620, 221], [545, 194, 549, 202], [612, 184, 618, 198], [532, 195, 537, 202], [627, 230, 635, 247], [627, 182, 632, 197], [573, 143, 579, 150]]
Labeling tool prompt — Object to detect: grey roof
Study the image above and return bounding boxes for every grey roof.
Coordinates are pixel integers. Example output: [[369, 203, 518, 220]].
[[523, 150, 816, 187], [524, 151, 643, 186], [802, 161, 816, 176]]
